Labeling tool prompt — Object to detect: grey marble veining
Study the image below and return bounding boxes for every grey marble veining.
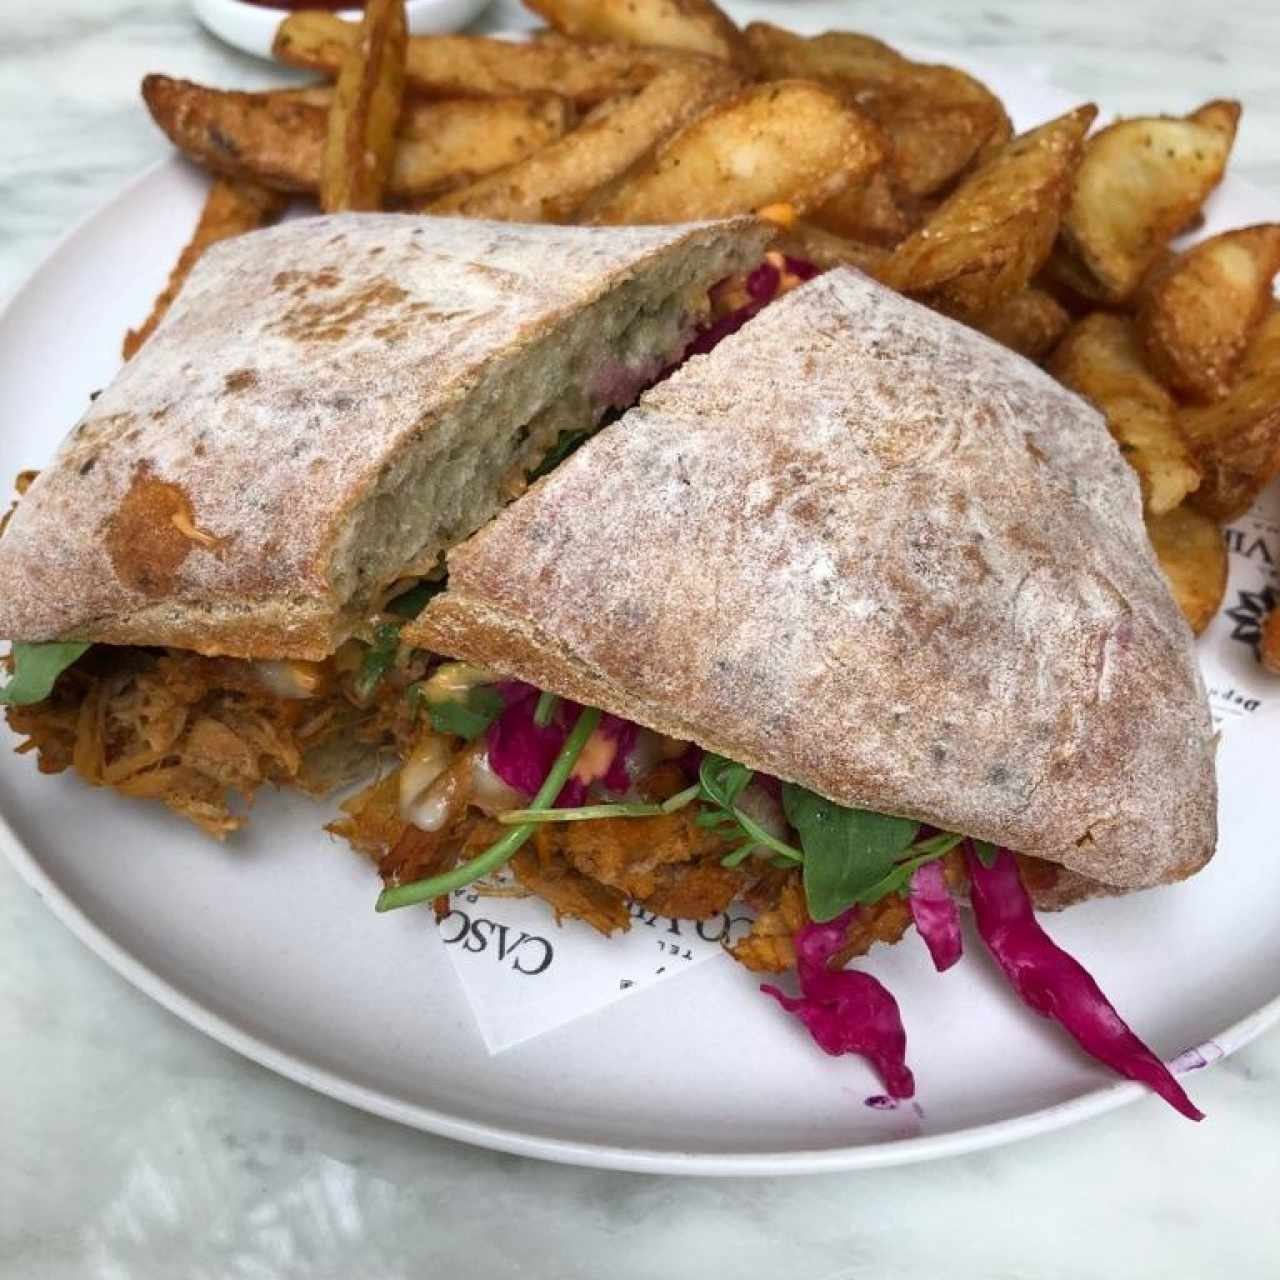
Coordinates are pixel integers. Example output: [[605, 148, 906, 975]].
[[2, 2, 1279, 1277]]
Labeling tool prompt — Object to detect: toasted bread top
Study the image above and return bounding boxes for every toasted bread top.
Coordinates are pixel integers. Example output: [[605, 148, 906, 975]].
[[410, 268, 1217, 890]]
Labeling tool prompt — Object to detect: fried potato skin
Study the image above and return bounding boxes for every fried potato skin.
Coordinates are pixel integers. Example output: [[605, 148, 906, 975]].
[[1050, 312, 1202, 514], [744, 22, 1010, 197], [142, 75, 326, 192], [1144, 506, 1228, 635], [426, 64, 737, 222], [1260, 608, 1280, 675], [122, 177, 286, 361], [809, 165, 915, 246], [320, 0, 407, 213], [274, 11, 709, 106], [880, 105, 1096, 324], [771, 222, 889, 276], [1053, 99, 1241, 305], [1137, 223, 1280, 402], [523, 0, 752, 70], [1182, 306, 1280, 521], [584, 79, 885, 225], [142, 77, 568, 200], [976, 287, 1070, 362]]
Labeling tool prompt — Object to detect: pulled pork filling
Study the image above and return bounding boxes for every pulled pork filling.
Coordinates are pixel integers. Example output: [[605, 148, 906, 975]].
[[5, 641, 423, 837], [350, 671, 1199, 1119]]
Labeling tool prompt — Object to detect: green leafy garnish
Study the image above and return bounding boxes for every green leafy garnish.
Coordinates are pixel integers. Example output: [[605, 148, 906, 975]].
[[0, 642, 90, 706], [696, 753, 803, 867], [353, 622, 401, 702], [848, 833, 965, 905], [972, 838, 998, 868], [376, 705, 602, 913], [782, 783, 920, 922], [527, 429, 589, 482], [496, 784, 700, 826], [426, 685, 505, 742], [533, 690, 559, 728], [385, 579, 444, 619]]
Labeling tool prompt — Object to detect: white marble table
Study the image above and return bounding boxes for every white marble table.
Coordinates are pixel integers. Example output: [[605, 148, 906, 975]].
[[2, 2, 1278, 1275]]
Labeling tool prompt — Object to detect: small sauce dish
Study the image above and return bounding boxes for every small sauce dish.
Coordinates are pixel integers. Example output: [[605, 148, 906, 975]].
[[192, 0, 492, 62]]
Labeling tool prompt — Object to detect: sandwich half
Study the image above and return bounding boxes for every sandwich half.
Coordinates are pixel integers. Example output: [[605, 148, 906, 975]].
[[0, 212, 773, 833], [353, 267, 1215, 1114]]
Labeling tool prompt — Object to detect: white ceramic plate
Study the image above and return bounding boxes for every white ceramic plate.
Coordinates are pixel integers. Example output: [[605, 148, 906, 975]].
[[3, 62, 1279, 1176], [192, 0, 492, 61]]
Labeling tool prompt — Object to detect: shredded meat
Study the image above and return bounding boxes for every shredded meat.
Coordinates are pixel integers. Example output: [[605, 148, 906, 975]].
[[511, 842, 631, 936], [534, 807, 733, 904], [731, 873, 810, 972], [6, 646, 402, 837], [731, 866, 925, 973]]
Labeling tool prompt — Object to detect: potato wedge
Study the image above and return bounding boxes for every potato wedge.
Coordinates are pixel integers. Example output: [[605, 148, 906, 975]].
[[1137, 224, 1280, 402], [1050, 312, 1202, 514], [584, 80, 885, 225], [1144, 506, 1228, 635], [1183, 306, 1280, 521], [879, 105, 1096, 323], [1260, 608, 1280, 674], [425, 64, 736, 222], [1052, 100, 1241, 304], [810, 166, 915, 246], [122, 178, 286, 362], [743, 22, 1010, 197], [141, 77, 570, 199], [523, 0, 751, 69], [976, 288, 1070, 362], [771, 222, 889, 276], [274, 11, 707, 106], [320, 0, 407, 212]]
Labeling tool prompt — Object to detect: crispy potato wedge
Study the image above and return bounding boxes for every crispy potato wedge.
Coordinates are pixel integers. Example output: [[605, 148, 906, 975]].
[[426, 64, 736, 222], [771, 222, 889, 276], [123, 177, 286, 361], [743, 22, 1011, 197], [1183, 306, 1280, 521], [584, 80, 885, 225], [142, 75, 325, 192], [274, 11, 707, 106], [1137, 224, 1280, 402], [141, 77, 570, 199], [1144, 506, 1228, 635], [523, 0, 751, 69], [1052, 100, 1241, 304], [1260, 608, 1280, 674], [810, 166, 916, 246], [976, 288, 1070, 362], [320, 0, 407, 213], [879, 105, 1096, 323], [1050, 312, 1202, 514]]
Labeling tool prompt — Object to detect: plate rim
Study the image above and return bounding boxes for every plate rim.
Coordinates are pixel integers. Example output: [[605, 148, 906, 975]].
[[4, 144, 1279, 1175]]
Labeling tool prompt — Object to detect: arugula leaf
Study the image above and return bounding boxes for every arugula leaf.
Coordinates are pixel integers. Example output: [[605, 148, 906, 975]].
[[353, 623, 401, 702], [782, 783, 920, 922], [427, 685, 504, 742], [527, 429, 590, 482], [697, 753, 802, 865], [972, 838, 998, 868], [385, 579, 445, 619], [699, 753, 754, 811], [0, 642, 90, 706]]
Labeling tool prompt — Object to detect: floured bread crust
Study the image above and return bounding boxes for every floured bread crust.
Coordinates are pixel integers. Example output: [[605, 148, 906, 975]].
[[0, 212, 769, 659], [410, 269, 1217, 890]]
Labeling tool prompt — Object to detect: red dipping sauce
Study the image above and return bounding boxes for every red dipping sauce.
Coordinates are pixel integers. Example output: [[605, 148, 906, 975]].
[[240, 0, 364, 10]]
